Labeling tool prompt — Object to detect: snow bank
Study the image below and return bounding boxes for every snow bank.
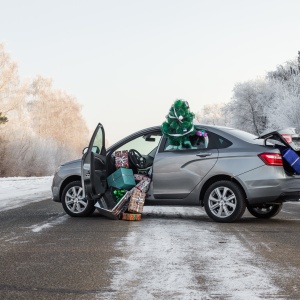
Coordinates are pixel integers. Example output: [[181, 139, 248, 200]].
[[0, 176, 53, 212]]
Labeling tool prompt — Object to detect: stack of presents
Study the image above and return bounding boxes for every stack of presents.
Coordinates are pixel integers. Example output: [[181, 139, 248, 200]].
[[95, 150, 150, 221]]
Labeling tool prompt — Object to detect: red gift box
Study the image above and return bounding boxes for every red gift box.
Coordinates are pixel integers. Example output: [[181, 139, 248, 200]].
[[115, 150, 129, 169]]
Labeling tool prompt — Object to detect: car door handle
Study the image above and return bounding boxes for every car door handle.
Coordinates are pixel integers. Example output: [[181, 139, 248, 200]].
[[196, 152, 212, 157]]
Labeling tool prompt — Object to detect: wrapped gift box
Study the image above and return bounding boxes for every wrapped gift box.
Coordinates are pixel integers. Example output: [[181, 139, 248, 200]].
[[122, 212, 142, 221], [134, 174, 151, 193], [107, 168, 136, 190], [135, 179, 151, 193], [282, 148, 300, 174], [115, 150, 129, 169], [128, 188, 146, 213]]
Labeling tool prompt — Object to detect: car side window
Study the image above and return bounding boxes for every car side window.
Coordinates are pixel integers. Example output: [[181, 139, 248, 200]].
[[163, 129, 232, 151], [208, 132, 232, 149]]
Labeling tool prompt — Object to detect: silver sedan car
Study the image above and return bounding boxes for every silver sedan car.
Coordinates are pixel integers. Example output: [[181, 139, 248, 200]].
[[51, 124, 300, 223]]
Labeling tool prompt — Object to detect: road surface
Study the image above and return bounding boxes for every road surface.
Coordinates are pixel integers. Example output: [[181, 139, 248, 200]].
[[1, 199, 300, 299]]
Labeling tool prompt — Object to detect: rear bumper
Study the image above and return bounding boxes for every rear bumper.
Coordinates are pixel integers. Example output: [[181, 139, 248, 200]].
[[236, 166, 300, 205], [278, 192, 300, 202]]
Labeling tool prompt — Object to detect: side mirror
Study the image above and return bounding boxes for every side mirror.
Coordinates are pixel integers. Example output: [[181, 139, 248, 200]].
[[82, 146, 101, 155]]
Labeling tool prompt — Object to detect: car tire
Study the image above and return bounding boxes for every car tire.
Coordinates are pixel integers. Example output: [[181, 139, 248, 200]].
[[204, 180, 246, 223], [61, 181, 96, 217], [247, 203, 283, 219]]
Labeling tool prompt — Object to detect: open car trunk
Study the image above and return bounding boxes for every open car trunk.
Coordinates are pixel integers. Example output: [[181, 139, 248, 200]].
[[260, 128, 300, 175]]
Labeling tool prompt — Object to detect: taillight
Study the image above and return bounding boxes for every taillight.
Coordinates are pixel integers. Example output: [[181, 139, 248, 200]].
[[258, 153, 283, 166], [281, 134, 292, 143]]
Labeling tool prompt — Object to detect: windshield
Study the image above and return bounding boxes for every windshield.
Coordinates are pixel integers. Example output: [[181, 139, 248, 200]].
[[114, 135, 162, 156]]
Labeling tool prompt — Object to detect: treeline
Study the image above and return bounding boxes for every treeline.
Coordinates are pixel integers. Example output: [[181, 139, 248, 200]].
[[0, 44, 89, 177], [197, 52, 300, 136]]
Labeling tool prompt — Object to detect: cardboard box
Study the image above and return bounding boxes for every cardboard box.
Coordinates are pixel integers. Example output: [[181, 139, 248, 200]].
[[107, 168, 136, 190]]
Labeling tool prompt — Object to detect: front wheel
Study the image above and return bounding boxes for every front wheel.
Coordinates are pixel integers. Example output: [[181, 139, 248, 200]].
[[204, 180, 246, 223], [247, 203, 283, 219], [61, 181, 96, 217]]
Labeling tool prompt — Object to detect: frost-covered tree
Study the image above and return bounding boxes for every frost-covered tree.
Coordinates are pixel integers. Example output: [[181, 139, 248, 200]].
[[267, 57, 300, 82], [196, 103, 230, 126], [0, 43, 25, 117], [27, 76, 89, 154], [266, 73, 300, 131], [224, 53, 300, 135], [225, 80, 274, 135], [0, 44, 89, 176]]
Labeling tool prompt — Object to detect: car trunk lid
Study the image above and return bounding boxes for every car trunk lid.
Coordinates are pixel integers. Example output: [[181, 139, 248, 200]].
[[259, 128, 300, 175]]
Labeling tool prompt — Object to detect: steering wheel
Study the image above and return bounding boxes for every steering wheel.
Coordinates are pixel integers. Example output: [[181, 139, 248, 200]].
[[128, 149, 146, 169]]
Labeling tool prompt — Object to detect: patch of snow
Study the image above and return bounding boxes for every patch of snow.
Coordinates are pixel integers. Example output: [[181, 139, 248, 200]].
[[27, 215, 69, 233], [100, 206, 280, 300], [0, 176, 53, 212]]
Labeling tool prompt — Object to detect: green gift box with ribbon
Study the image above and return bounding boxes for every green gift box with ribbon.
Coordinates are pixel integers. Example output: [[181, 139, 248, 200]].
[[107, 168, 136, 190]]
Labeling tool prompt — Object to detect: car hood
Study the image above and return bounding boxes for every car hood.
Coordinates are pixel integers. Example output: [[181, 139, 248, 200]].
[[61, 158, 81, 167]]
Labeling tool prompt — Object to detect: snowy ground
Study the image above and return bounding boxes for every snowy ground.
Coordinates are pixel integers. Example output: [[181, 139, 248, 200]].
[[100, 207, 281, 300], [0, 176, 53, 212]]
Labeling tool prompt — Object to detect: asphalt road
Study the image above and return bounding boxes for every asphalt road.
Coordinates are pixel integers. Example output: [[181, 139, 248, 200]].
[[1, 200, 300, 299]]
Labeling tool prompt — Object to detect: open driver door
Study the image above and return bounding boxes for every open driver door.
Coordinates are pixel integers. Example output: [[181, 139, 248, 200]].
[[81, 123, 107, 200]]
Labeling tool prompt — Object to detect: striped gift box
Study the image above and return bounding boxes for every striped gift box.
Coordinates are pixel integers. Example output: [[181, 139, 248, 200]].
[[122, 213, 142, 221]]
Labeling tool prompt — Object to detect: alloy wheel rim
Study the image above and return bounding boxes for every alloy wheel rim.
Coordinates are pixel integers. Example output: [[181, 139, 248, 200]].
[[208, 186, 237, 218], [65, 186, 87, 213]]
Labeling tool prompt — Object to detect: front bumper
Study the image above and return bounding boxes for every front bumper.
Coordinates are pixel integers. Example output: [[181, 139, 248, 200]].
[[51, 173, 62, 202]]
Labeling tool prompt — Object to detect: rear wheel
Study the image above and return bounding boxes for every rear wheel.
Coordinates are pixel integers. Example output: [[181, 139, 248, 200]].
[[247, 203, 283, 219], [61, 181, 96, 217], [204, 180, 246, 223]]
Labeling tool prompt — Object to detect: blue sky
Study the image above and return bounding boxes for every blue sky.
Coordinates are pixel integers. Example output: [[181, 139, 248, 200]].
[[1, 0, 300, 143]]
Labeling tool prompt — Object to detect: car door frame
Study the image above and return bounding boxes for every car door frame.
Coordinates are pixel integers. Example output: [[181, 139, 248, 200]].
[[81, 123, 107, 200]]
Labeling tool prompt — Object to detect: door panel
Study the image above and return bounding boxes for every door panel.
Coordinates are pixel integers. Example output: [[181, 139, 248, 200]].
[[153, 149, 218, 199], [81, 123, 107, 200]]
